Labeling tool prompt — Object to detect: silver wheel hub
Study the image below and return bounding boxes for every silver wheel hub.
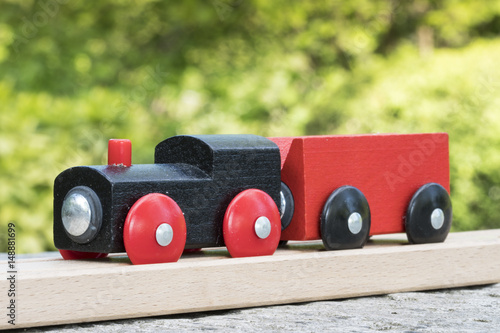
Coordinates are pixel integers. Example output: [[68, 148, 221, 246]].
[[254, 216, 272, 239], [280, 191, 286, 219], [431, 208, 445, 230], [348, 212, 363, 235], [156, 223, 174, 246]]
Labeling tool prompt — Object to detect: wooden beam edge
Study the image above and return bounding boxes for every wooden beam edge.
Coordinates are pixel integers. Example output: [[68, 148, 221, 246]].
[[2, 230, 500, 329]]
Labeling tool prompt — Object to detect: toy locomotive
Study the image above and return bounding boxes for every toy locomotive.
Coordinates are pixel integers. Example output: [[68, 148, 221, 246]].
[[54, 133, 452, 265]]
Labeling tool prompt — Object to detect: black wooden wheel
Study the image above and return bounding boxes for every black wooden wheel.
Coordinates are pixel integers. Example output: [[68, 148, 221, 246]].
[[278, 240, 288, 247], [320, 186, 371, 250], [280, 181, 294, 231], [405, 183, 452, 244]]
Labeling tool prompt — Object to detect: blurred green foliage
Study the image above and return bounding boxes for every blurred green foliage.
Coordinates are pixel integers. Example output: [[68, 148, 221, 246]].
[[1, 0, 500, 252]]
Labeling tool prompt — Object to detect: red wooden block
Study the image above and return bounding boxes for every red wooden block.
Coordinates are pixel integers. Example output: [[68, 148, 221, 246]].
[[269, 133, 450, 241]]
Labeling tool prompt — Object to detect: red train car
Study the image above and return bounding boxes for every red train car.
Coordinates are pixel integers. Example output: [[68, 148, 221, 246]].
[[270, 133, 452, 250]]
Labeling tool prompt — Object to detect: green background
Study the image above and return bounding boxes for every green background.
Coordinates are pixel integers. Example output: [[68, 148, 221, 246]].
[[1, 0, 500, 253]]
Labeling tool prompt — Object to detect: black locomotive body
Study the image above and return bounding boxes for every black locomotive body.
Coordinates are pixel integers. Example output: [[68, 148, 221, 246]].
[[54, 135, 281, 254]]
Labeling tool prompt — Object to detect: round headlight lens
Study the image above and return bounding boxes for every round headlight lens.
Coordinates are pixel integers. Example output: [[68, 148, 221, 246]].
[[61, 186, 102, 244], [62, 192, 92, 237]]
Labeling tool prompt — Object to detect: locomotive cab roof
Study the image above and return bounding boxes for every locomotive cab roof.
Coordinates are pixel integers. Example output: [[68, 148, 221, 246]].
[[154, 134, 280, 177]]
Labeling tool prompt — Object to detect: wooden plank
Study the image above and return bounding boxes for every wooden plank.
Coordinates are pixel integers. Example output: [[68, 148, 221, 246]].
[[2, 229, 500, 329]]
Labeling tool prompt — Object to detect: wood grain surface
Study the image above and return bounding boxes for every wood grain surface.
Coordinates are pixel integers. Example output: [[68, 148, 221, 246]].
[[2, 229, 500, 330]]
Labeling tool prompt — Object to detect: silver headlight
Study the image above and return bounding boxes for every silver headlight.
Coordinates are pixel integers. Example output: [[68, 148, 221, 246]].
[[61, 186, 102, 244]]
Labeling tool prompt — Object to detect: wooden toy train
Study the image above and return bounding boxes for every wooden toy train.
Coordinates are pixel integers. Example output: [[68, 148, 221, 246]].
[[54, 133, 452, 265]]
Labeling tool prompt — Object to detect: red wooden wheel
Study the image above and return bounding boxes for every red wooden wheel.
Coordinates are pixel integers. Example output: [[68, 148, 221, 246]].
[[223, 189, 281, 258], [59, 250, 108, 260], [124, 193, 186, 265]]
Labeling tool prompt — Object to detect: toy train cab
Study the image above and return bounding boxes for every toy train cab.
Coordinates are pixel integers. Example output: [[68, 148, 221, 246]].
[[54, 133, 452, 265]]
